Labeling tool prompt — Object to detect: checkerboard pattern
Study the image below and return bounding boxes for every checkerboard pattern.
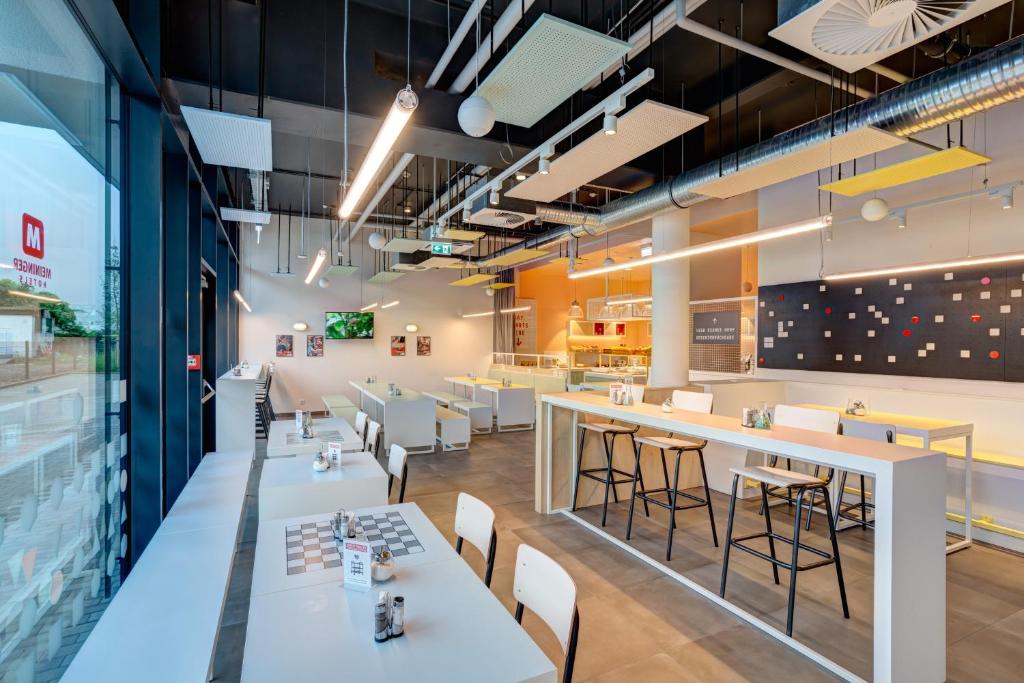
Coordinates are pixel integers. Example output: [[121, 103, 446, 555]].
[[285, 429, 344, 445], [285, 511, 425, 576]]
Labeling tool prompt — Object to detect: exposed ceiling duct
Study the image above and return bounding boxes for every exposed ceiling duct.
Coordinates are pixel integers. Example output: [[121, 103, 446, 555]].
[[479, 34, 1024, 264]]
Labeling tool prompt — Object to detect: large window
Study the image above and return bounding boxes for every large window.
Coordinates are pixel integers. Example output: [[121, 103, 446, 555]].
[[0, 1, 123, 680]]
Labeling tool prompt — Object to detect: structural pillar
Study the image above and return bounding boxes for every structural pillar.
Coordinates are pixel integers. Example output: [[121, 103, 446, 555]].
[[650, 208, 690, 387]]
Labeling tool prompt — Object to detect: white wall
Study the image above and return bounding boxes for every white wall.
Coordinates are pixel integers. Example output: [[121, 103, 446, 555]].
[[238, 218, 494, 413]]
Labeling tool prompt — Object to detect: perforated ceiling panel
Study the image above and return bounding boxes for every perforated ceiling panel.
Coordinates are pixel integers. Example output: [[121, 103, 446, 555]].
[[439, 228, 485, 241], [694, 126, 905, 199], [382, 238, 430, 253], [770, 0, 1008, 73], [368, 271, 405, 284], [180, 106, 272, 171], [507, 101, 707, 202], [220, 208, 271, 224], [449, 273, 498, 286], [480, 248, 550, 267], [819, 147, 991, 196], [473, 14, 629, 128], [419, 256, 463, 269]]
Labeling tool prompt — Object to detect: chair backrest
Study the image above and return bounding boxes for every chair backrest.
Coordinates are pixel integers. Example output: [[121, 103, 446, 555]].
[[365, 420, 382, 456], [387, 444, 407, 480], [773, 404, 841, 434], [355, 411, 368, 438], [455, 492, 495, 562], [513, 544, 578, 653], [840, 419, 895, 443], [671, 389, 713, 414]]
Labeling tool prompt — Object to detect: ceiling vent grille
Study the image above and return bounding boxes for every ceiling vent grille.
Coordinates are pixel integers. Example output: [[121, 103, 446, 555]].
[[770, 0, 1009, 73]]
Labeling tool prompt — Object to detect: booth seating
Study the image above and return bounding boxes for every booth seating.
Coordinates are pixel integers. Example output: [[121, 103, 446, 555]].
[[423, 390, 463, 408], [454, 400, 492, 434], [436, 405, 471, 451], [321, 393, 357, 425]]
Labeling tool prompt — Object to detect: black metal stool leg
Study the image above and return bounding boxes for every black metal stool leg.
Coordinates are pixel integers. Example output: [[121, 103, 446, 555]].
[[665, 450, 683, 561], [719, 473, 740, 598], [785, 489, 807, 637], [760, 483, 781, 585], [600, 432, 614, 526], [835, 470, 849, 528], [697, 449, 718, 547], [822, 490, 851, 620], [859, 474, 868, 530], [604, 433, 620, 504], [804, 488, 817, 531], [659, 449, 675, 528], [625, 441, 642, 540], [571, 427, 586, 512], [633, 437, 650, 517]]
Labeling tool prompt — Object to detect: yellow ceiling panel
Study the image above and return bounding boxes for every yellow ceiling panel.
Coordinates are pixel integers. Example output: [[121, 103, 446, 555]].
[[480, 248, 549, 267], [440, 228, 486, 241], [449, 273, 498, 286], [819, 147, 992, 197], [487, 283, 515, 290]]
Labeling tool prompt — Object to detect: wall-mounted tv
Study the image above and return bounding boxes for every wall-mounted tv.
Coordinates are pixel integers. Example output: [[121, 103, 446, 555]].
[[325, 312, 374, 339]]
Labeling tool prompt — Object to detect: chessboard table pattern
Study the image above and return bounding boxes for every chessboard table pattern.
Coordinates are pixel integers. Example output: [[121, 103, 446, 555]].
[[285, 429, 345, 446], [285, 511, 425, 575]]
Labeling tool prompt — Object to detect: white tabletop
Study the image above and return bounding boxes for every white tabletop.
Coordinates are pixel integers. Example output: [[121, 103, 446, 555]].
[[261, 450, 383, 491], [350, 380, 429, 403], [218, 364, 262, 381], [445, 375, 501, 386], [243, 503, 555, 683], [158, 450, 253, 536], [267, 417, 363, 457]]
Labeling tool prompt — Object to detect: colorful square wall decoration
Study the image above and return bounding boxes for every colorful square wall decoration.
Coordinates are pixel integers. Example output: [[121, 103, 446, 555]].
[[391, 335, 406, 357], [275, 334, 294, 357], [306, 335, 324, 357], [417, 336, 431, 356]]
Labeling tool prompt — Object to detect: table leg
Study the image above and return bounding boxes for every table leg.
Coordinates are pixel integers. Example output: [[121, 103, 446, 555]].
[[944, 432, 973, 554]]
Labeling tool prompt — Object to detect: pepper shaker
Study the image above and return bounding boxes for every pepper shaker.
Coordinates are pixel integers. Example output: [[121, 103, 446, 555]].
[[390, 596, 405, 637], [374, 591, 391, 643], [346, 510, 357, 538]]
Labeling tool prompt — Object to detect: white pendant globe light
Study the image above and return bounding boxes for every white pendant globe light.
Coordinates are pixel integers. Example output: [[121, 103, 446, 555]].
[[458, 95, 496, 137], [860, 197, 889, 222], [485, 287, 495, 297], [318, 276, 330, 289], [368, 231, 387, 250]]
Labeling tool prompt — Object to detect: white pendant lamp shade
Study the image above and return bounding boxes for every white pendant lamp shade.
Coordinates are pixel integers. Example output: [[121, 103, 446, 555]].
[[860, 197, 889, 222], [568, 299, 583, 318], [317, 276, 330, 288], [368, 232, 387, 250], [458, 95, 496, 137], [485, 287, 496, 297]]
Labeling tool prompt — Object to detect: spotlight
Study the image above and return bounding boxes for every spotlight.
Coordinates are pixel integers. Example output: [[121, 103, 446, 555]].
[[403, 204, 412, 214], [1004, 192, 1014, 210], [515, 171, 527, 181], [602, 112, 618, 136], [489, 189, 500, 205], [538, 158, 551, 175]]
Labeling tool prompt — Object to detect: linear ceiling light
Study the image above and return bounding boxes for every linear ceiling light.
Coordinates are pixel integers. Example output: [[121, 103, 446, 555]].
[[569, 215, 833, 279], [360, 302, 379, 311], [819, 147, 992, 197], [232, 289, 253, 312], [9, 290, 61, 304], [338, 87, 418, 219], [463, 310, 496, 318], [381, 300, 400, 309], [304, 248, 328, 284], [824, 252, 1024, 281], [615, 296, 652, 305], [499, 306, 531, 314]]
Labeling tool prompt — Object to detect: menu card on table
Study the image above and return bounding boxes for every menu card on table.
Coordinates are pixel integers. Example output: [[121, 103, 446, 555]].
[[327, 442, 342, 466], [343, 538, 373, 592]]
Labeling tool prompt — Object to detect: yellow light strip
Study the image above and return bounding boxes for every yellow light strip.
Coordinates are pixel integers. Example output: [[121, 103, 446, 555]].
[[614, 296, 652, 305], [819, 147, 992, 197], [487, 283, 515, 290], [499, 306, 531, 313], [824, 252, 1024, 281], [381, 300, 400, 309], [8, 290, 61, 304]]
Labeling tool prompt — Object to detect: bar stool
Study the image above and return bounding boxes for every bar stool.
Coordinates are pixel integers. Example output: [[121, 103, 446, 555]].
[[454, 492, 497, 587], [571, 385, 647, 527], [387, 444, 409, 503], [832, 420, 893, 531], [512, 544, 580, 683], [626, 390, 718, 560]]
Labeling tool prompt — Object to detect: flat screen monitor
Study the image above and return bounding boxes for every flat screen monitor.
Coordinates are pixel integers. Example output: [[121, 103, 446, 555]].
[[325, 312, 374, 339]]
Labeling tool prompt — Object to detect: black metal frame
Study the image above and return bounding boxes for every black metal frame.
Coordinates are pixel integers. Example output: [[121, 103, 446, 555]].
[[834, 472, 875, 530], [388, 463, 409, 503], [720, 475, 850, 636], [455, 529, 498, 588], [625, 439, 718, 561], [515, 602, 580, 683], [571, 424, 643, 527]]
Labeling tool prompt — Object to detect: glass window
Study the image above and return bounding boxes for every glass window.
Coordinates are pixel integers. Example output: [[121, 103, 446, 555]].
[[0, 0, 123, 679]]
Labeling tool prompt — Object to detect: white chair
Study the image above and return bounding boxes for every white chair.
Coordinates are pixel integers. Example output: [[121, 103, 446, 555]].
[[387, 444, 408, 503], [454, 492, 497, 587], [571, 385, 646, 527], [365, 419, 383, 460], [355, 410, 368, 448], [720, 404, 848, 637], [833, 420, 893, 530], [626, 389, 717, 560], [513, 544, 580, 683]]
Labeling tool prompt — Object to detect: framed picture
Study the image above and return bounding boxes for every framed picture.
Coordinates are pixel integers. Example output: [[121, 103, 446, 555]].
[[615, 323, 626, 336], [306, 335, 324, 357], [594, 322, 605, 335], [417, 336, 431, 356], [275, 334, 294, 357], [390, 335, 406, 356]]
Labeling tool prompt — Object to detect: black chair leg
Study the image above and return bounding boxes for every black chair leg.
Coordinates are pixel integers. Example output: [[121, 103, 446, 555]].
[[719, 474, 740, 598], [571, 428, 586, 511], [760, 483, 781, 585], [633, 438, 650, 517], [659, 449, 674, 528], [697, 450, 718, 547], [804, 488, 816, 532], [823, 491, 850, 620], [605, 434, 620, 504], [859, 474, 868, 530], [835, 470, 849, 528], [785, 489, 807, 637], [666, 451, 682, 561], [600, 433, 614, 527], [625, 441, 642, 541]]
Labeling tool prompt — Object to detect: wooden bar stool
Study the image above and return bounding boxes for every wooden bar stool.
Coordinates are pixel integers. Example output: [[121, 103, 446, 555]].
[[571, 385, 647, 527], [626, 390, 718, 560], [832, 421, 893, 531]]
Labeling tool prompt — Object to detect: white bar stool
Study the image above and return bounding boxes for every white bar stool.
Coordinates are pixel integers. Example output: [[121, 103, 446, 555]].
[[454, 492, 497, 587], [513, 544, 580, 683], [387, 444, 408, 503]]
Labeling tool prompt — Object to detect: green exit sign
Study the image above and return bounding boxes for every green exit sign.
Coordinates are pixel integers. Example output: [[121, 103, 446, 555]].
[[430, 242, 453, 255]]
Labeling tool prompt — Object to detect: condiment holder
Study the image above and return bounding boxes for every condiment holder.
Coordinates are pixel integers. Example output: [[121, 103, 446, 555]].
[[661, 398, 673, 413], [372, 549, 396, 582], [312, 452, 330, 472]]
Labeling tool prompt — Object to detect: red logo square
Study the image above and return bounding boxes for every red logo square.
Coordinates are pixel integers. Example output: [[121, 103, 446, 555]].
[[22, 213, 44, 259]]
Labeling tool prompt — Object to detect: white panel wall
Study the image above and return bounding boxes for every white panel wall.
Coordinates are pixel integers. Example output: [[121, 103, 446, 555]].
[[237, 218, 494, 413]]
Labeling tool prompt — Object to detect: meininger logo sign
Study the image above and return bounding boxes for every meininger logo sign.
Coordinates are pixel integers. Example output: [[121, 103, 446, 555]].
[[22, 213, 43, 258], [13, 212, 52, 289]]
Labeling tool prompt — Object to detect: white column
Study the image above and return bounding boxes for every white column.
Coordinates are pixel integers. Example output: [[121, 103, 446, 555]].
[[650, 208, 690, 387]]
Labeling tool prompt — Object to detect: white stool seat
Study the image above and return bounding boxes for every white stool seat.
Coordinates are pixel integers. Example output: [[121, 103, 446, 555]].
[[634, 434, 705, 450], [730, 465, 824, 490], [578, 422, 634, 434]]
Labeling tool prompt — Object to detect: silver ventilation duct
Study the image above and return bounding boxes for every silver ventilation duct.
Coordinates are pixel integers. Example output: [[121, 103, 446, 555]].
[[479, 35, 1024, 264]]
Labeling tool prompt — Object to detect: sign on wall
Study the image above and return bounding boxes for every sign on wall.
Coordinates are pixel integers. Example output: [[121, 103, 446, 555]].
[[513, 299, 536, 354], [693, 311, 740, 345]]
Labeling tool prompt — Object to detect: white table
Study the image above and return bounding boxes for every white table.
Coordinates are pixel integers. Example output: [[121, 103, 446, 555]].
[[266, 417, 363, 457], [216, 364, 262, 452], [444, 375, 501, 403], [258, 450, 388, 519], [539, 391, 946, 683], [479, 384, 535, 431], [243, 503, 555, 682], [349, 381, 436, 454], [799, 403, 974, 553]]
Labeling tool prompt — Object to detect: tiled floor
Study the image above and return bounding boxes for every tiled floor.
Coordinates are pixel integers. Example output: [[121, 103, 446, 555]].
[[212, 429, 1024, 682]]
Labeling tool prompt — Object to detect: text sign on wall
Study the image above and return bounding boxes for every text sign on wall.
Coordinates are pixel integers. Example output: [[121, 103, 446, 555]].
[[693, 311, 740, 345]]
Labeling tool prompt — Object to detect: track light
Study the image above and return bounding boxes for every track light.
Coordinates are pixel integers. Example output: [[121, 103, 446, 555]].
[[360, 302, 378, 311], [489, 189, 500, 205], [338, 86, 418, 218], [304, 248, 328, 284], [403, 204, 412, 214], [515, 171, 527, 181], [381, 300, 400, 309], [1004, 192, 1014, 210], [602, 112, 618, 136], [232, 290, 252, 313], [538, 158, 551, 175], [462, 207, 472, 222], [893, 209, 906, 229]]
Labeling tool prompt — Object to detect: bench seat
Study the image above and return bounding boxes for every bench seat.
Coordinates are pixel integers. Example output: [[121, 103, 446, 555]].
[[436, 405, 471, 451]]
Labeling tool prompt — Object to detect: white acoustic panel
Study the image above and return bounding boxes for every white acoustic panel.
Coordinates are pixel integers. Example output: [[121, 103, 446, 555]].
[[220, 207, 271, 224], [693, 126, 905, 199], [419, 256, 463, 269], [180, 106, 272, 171], [473, 14, 629, 128], [367, 271, 405, 284], [770, 0, 1008, 73], [507, 101, 707, 202], [382, 238, 430, 253]]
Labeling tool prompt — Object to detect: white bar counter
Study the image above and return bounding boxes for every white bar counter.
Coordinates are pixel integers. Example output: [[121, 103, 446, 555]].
[[215, 364, 262, 452], [537, 390, 946, 683], [258, 450, 388, 519], [349, 381, 436, 454]]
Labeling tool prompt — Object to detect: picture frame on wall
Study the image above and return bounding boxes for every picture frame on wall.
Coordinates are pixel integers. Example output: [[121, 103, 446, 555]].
[[391, 335, 406, 356], [306, 335, 324, 357], [276, 334, 294, 357], [615, 323, 626, 336], [594, 322, 605, 335], [417, 336, 431, 356]]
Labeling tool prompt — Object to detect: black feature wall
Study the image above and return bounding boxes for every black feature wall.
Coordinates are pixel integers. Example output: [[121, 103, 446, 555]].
[[757, 263, 1024, 382]]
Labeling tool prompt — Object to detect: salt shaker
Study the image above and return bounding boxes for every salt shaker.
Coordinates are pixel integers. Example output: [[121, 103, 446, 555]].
[[391, 596, 405, 637]]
